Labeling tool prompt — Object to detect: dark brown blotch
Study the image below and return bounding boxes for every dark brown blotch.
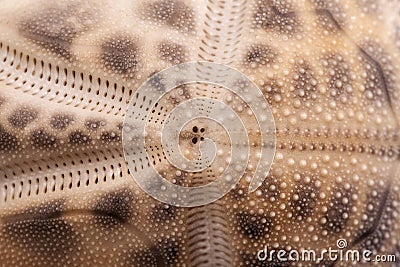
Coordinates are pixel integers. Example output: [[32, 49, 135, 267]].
[[50, 114, 74, 130], [100, 131, 121, 143], [290, 184, 318, 221], [244, 44, 277, 68], [158, 238, 180, 265], [18, 6, 88, 60], [152, 203, 177, 221], [5, 200, 65, 222], [253, 0, 299, 34], [93, 189, 134, 223], [31, 129, 58, 149], [158, 41, 187, 64], [143, 0, 195, 33], [291, 62, 318, 101], [323, 53, 353, 103], [0, 125, 19, 152], [91, 216, 120, 232], [8, 107, 38, 128], [2, 219, 76, 257], [101, 36, 140, 74], [127, 247, 161, 267], [322, 185, 353, 234], [259, 174, 281, 200], [127, 238, 179, 266], [236, 211, 272, 240], [68, 130, 91, 144], [2, 201, 76, 260]]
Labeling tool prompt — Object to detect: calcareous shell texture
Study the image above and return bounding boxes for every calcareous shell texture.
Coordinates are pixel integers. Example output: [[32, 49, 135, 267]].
[[0, 0, 399, 266]]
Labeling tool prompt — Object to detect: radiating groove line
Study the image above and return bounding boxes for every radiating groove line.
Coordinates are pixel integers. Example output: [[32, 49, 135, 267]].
[[186, 1, 251, 265], [0, 41, 130, 117]]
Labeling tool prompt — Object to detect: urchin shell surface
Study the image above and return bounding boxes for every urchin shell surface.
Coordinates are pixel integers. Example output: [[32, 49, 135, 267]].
[[0, 0, 400, 266]]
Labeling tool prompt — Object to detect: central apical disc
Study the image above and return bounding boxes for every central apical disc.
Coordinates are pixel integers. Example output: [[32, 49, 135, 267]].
[[122, 61, 276, 207]]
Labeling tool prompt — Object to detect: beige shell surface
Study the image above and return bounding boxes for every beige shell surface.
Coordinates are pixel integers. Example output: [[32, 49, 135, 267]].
[[0, 0, 399, 266]]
